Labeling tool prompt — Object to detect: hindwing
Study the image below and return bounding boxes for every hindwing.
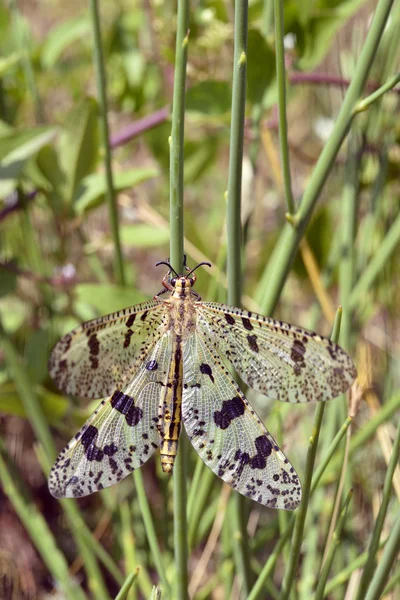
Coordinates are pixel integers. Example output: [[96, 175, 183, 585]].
[[182, 333, 302, 510]]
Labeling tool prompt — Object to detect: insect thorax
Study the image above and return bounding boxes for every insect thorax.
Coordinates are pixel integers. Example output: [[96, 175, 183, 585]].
[[165, 278, 198, 338]]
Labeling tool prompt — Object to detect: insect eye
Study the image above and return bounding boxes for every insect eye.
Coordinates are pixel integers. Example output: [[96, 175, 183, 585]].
[[170, 277, 177, 286], [189, 277, 195, 286]]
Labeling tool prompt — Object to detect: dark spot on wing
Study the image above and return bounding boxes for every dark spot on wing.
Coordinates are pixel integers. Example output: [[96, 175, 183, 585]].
[[140, 311, 148, 321], [88, 333, 100, 369], [146, 360, 158, 371], [124, 329, 133, 348], [200, 363, 214, 383], [126, 314, 136, 327], [291, 339, 306, 363], [80, 425, 104, 462], [214, 396, 245, 430], [88, 333, 100, 356], [103, 443, 118, 456], [247, 334, 259, 353], [224, 313, 235, 325], [111, 391, 143, 426], [242, 317, 253, 331], [249, 435, 272, 469]]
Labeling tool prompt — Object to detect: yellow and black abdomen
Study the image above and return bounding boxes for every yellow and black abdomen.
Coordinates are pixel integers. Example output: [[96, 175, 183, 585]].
[[160, 335, 183, 472]]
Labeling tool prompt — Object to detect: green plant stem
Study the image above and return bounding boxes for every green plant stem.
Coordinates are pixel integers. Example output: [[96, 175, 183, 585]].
[[354, 72, 400, 113], [133, 471, 171, 596], [349, 208, 400, 310], [0, 321, 55, 460], [355, 417, 400, 599], [320, 390, 400, 481], [325, 539, 386, 594], [169, 2, 189, 274], [89, 0, 125, 285], [226, 1, 251, 596], [79, 524, 124, 586], [279, 309, 342, 600], [382, 565, 400, 596], [274, 0, 295, 214], [0, 440, 86, 600], [120, 500, 137, 600], [248, 409, 353, 600], [310, 416, 353, 492], [364, 510, 400, 600], [226, 0, 248, 304], [262, 0, 274, 38], [1, 321, 110, 598], [115, 571, 140, 600], [315, 490, 353, 599], [256, 0, 395, 315], [169, 3, 190, 597]]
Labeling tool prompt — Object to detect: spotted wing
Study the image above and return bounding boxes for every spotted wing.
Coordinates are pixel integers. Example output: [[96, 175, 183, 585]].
[[197, 303, 357, 403], [182, 333, 301, 510], [49, 299, 167, 399], [48, 332, 172, 498]]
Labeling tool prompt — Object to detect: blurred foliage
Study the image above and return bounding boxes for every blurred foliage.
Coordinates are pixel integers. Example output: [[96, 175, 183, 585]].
[[0, 0, 400, 599]]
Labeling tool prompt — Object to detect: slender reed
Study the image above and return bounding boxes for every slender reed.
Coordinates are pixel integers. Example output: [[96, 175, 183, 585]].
[[169, 1, 190, 598], [279, 309, 343, 600], [274, 0, 295, 214], [89, 0, 126, 285], [256, 0, 396, 315], [226, 0, 251, 595]]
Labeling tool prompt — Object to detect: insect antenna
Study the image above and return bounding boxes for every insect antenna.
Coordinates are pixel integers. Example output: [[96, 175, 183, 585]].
[[155, 261, 180, 277], [186, 262, 212, 277]]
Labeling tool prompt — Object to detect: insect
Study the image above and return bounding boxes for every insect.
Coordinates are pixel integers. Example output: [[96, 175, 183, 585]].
[[48, 261, 356, 509]]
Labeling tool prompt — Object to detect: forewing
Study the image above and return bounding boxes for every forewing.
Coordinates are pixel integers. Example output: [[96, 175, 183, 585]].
[[48, 332, 172, 498], [49, 299, 166, 398], [197, 303, 357, 403], [182, 333, 301, 510]]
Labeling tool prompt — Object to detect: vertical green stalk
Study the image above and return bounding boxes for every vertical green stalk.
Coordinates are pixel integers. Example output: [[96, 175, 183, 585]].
[[355, 417, 400, 598], [169, 2, 190, 598], [262, 0, 274, 38], [226, 0, 248, 303], [89, 0, 126, 285], [279, 309, 342, 600], [0, 442, 86, 600], [169, 3, 189, 273], [274, 0, 295, 214], [133, 471, 171, 596], [9, 0, 44, 122], [226, 0, 250, 596], [314, 490, 353, 600], [364, 510, 400, 600], [0, 321, 109, 598], [256, 0, 395, 315]]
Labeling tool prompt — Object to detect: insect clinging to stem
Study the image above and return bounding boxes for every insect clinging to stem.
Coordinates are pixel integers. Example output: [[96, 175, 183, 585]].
[[48, 260, 356, 509]]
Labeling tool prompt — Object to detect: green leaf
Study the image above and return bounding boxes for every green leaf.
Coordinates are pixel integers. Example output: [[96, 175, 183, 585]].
[[247, 29, 276, 106], [0, 52, 23, 77], [0, 382, 70, 424], [75, 283, 146, 315], [58, 97, 99, 204], [34, 145, 66, 212], [73, 167, 158, 214], [186, 81, 232, 115], [290, 0, 369, 70], [0, 128, 57, 199], [120, 224, 170, 248], [0, 297, 29, 333], [25, 329, 50, 385], [41, 15, 91, 69], [0, 269, 17, 297]]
